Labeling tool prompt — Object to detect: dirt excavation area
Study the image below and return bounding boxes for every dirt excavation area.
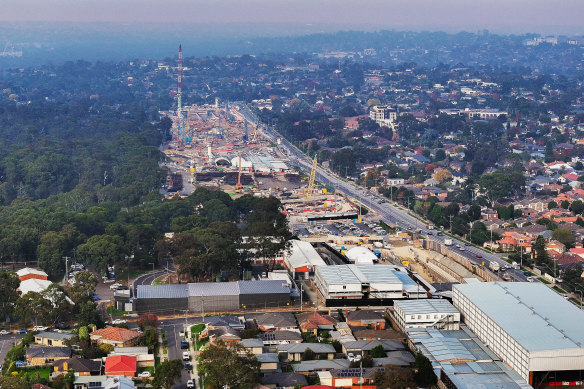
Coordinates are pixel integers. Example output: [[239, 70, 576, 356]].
[[387, 243, 482, 284]]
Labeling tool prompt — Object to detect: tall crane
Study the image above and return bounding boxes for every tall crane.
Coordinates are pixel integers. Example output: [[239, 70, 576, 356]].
[[237, 154, 243, 190], [176, 44, 186, 149], [306, 155, 318, 201]]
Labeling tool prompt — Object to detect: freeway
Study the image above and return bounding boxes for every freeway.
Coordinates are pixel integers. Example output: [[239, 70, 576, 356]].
[[238, 105, 527, 282]]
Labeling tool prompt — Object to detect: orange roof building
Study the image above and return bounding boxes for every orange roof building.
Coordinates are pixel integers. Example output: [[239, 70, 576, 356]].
[[105, 355, 137, 377], [297, 312, 337, 335], [90, 327, 141, 347]]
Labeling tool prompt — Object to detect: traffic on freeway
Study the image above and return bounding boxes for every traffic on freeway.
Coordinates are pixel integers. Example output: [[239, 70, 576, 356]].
[[238, 105, 527, 282]]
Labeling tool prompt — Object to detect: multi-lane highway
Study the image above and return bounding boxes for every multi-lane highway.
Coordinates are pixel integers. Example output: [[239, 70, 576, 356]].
[[238, 105, 527, 282]]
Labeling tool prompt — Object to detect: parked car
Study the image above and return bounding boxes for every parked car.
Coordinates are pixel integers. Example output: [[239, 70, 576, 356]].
[[184, 362, 192, 371], [111, 319, 127, 325], [0, 330, 11, 335], [187, 380, 194, 388], [17, 329, 28, 334], [183, 351, 190, 361], [138, 371, 151, 378], [179, 330, 185, 338], [55, 323, 70, 330], [33, 326, 48, 332], [476, 254, 483, 259], [109, 283, 122, 290], [180, 341, 189, 349]]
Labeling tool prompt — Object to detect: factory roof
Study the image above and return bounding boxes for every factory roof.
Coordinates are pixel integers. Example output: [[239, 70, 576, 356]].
[[394, 299, 459, 315], [137, 280, 290, 299], [286, 240, 327, 270], [453, 282, 584, 352], [316, 264, 402, 286], [345, 247, 377, 264]]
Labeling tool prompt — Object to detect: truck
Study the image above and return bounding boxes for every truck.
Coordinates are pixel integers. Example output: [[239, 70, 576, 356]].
[[489, 261, 500, 271], [444, 239, 453, 246], [511, 261, 520, 270]]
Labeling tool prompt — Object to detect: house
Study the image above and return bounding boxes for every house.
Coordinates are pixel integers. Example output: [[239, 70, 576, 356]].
[[204, 315, 245, 330], [251, 312, 298, 332], [346, 310, 386, 330], [318, 367, 385, 388], [104, 355, 137, 377], [352, 329, 404, 341], [256, 353, 280, 374], [53, 357, 102, 377], [372, 351, 416, 367], [260, 330, 303, 346], [330, 330, 356, 344], [496, 231, 533, 253], [74, 375, 135, 389], [292, 359, 350, 375], [342, 340, 405, 357], [239, 338, 264, 355], [546, 240, 566, 254], [16, 267, 48, 281], [109, 347, 154, 368], [207, 327, 241, 344], [261, 372, 307, 389], [278, 343, 336, 362], [296, 312, 337, 335], [26, 346, 71, 366], [35, 332, 75, 347], [90, 327, 141, 347]]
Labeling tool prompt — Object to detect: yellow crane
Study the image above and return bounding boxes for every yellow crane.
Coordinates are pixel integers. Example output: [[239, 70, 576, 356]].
[[306, 155, 318, 201]]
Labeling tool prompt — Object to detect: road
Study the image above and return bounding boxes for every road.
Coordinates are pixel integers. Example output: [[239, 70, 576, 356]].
[[132, 267, 174, 297], [0, 333, 24, 367], [238, 105, 526, 283]]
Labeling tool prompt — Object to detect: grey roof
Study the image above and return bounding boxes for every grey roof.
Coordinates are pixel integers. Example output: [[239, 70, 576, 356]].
[[54, 357, 101, 372], [240, 338, 264, 348], [137, 284, 188, 299], [442, 362, 532, 389], [237, 280, 290, 295], [292, 359, 350, 372], [261, 372, 307, 387], [346, 309, 384, 322], [253, 312, 297, 329], [204, 315, 244, 328], [256, 353, 279, 363], [26, 346, 71, 359], [36, 331, 75, 341], [111, 347, 149, 356], [188, 282, 239, 297], [453, 282, 584, 352], [394, 299, 459, 315], [278, 343, 336, 354], [344, 340, 404, 352], [373, 351, 415, 367], [316, 264, 402, 286], [261, 330, 303, 342]]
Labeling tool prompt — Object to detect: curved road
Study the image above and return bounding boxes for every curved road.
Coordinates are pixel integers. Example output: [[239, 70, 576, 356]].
[[132, 265, 175, 296]]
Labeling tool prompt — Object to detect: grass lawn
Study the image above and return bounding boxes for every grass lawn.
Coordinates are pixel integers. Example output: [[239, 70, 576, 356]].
[[106, 305, 128, 317], [21, 367, 51, 380], [553, 286, 567, 294], [193, 337, 208, 351], [191, 324, 205, 334], [537, 277, 551, 284]]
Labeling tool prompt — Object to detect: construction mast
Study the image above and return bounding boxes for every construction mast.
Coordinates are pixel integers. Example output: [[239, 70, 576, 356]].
[[306, 155, 318, 201], [237, 154, 243, 190], [177, 44, 185, 148]]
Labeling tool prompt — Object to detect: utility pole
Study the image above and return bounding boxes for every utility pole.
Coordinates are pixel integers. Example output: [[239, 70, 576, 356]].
[[63, 256, 70, 285], [300, 283, 303, 312], [449, 215, 453, 232]]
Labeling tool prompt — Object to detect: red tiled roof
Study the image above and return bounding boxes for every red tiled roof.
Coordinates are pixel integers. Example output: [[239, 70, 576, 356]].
[[91, 327, 141, 343], [105, 355, 137, 373]]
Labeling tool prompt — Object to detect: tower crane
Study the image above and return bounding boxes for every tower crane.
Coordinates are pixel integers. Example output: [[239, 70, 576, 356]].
[[306, 155, 318, 201], [237, 154, 243, 191]]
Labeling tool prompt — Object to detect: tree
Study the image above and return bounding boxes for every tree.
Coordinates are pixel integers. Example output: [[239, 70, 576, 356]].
[[302, 347, 315, 361], [99, 343, 114, 354], [198, 342, 260, 389], [67, 271, 99, 305], [152, 359, 184, 389], [434, 148, 446, 161], [141, 328, 159, 353], [534, 235, 549, 266], [433, 168, 452, 183], [79, 326, 89, 341], [77, 234, 127, 274], [14, 291, 50, 326], [545, 141, 555, 163], [369, 344, 387, 358], [374, 365, 416, 389], [571, 200, 584, 215], [552, 228, 575, 248], [414, 351, 437, 386], [0, 271, 20, 321], [0, 376, 28, 389], [138, 313, 159, 330], [548, 200, 558, 209]]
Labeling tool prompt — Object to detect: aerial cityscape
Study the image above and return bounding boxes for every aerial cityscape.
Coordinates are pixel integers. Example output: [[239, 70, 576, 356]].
[[1, 1, 584, 389]]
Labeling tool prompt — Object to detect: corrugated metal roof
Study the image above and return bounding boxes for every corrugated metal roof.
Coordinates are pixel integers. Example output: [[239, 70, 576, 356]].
[[316, 264, 403, 287], [286, 240, 327, 269], [237, 280, 290, 295], [453, 282, 584, 352], [395, 299, 459, 315], [188, 282, 239, 297], [137, 284, 188, 299]]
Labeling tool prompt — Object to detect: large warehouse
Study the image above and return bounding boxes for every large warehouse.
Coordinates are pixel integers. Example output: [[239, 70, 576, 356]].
[[314, 264, 420, 305], [134, 280, 291, 315], [453, 282, 584, 387], [283, 240, 327, 279]]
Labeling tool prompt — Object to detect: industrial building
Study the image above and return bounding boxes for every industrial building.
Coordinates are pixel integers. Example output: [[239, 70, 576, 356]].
[[408, 326, 532, 389], [453, 282, 584, 387], [344, 246, 377, 265], [283, 240, 327, 279], [393, 299, 460, 331], [314, 265, 420, 305], [134, 280, 291, 315]]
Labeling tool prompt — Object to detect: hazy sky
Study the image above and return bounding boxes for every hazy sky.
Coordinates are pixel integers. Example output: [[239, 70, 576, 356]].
[[2, 0, 584, 34]]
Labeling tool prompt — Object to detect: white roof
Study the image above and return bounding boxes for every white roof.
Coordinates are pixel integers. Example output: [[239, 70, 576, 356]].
[[395, 299, 459, 315], [316, 264, 402, 286], [286, 240, 326, 270], [453, 282, 584, 352], [16, 267, 48, 278], [18, 278, 52, 295], [345, 247, 376, 264]]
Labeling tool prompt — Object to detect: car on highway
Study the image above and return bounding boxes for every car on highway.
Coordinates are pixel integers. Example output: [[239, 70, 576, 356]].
[[187, 380, 194, 388], [137, 371, 151, 378], [0, 330, 12, 335], [458, 247, 465, 251], [427, 231, 433, 235]]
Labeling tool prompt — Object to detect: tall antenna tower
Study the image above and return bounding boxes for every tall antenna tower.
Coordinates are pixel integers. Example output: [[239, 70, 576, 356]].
[[177, 44, 185, 148]]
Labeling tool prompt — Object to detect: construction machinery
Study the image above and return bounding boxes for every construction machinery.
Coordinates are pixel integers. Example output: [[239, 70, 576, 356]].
[[236, 154, 243, 191], [305, 155, 318, 201]]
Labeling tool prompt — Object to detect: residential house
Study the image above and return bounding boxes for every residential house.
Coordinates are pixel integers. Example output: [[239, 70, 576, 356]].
[[261, 372, 307, 389], [204, 315, 245, 331], [256, 353, 280, 374], [26, 346, 71, 366], [372, 351, 416, 367], [74, 375, 135, 389], [496, 231, 533, 253], [550, 251, 584, 269], [546, 240, 566, 254], [239, 338, 264, 355], [35, 332, 75, 347], [330, 330, 356, 344], [292, 359, 350, 375], [481, 209, 498, 220], [346, 310, 386, 330], [90, 327, 141, 347], [278, 343, 336, 362], [207, 327, 241, 344], [342, 340, 405, 357], [251, 312, 298, 332], [260, 330, 303, 346], [352, 329, 404, 341], [318, 367, 385, 388], [109, 347, 154, 368], [53, 358, 102, 377], [296, 312, 337, 336], [104, 355, 137, 378]]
